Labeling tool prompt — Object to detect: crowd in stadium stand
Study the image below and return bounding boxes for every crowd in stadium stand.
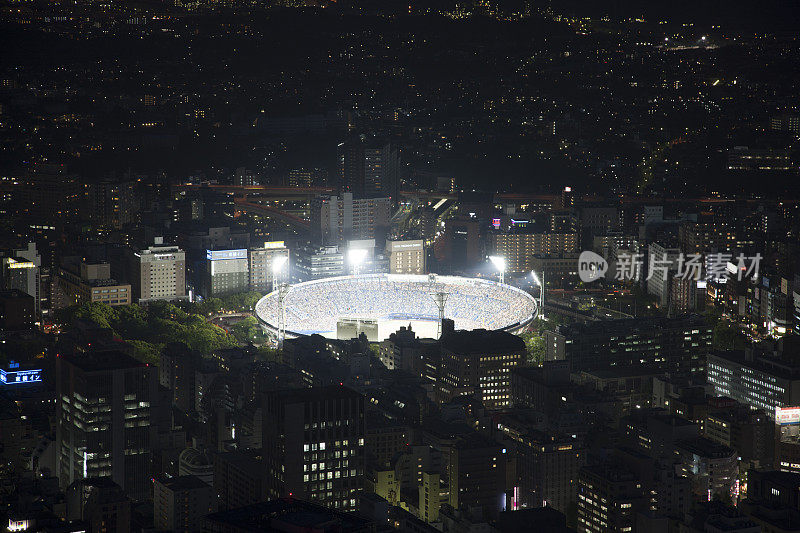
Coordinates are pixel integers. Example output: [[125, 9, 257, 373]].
[[255, 274, 538, 336]]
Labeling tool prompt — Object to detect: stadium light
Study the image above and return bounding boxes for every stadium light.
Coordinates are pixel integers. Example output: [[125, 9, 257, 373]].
[[272, 255, 288, 292], [348, 248, 369, 276], [489, 256, 506, 284], [530, 270, 545, 320]]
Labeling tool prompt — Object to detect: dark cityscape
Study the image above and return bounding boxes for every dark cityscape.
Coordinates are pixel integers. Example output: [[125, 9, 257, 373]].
[[1, 0, 799, 532]]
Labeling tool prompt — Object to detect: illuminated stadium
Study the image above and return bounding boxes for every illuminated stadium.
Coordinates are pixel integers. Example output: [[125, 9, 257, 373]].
[[255, 273, 538, 342]]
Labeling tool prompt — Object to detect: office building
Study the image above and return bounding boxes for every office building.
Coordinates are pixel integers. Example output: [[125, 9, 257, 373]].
[[262, 386, 365, 511], [492, 230, 578, 273], [311, 192, 391, 245], [1, 242, 41, 316], [293, 245, 345, 282], [0, 289, 36, 329], [577, 463, 645, 533], [18, 163, 82, 225], [153, 475, 214, 533], [437, 329, 525, 409], [66, 478, 131, 533], [249, 241, 290, 292], [337, 138, 399, 199], [86, 180, 139, 230], [707, 337, 800, 417], [214, 451, 267, 511], [516, 430, 585, 512], [448, 434, 506, 519], [386, 239, 425, 274], [647, 242, 681, 306], [544, 315, 711, 375], [127, 243, 187, 303], [437, 215, 481, 267], [58, 258, 131, 307], [56, 350, 157, 500], [204, 249, 249, 297]]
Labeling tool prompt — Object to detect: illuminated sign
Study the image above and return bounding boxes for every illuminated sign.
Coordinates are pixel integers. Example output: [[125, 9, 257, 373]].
[[492, 218, 501, 229], [262, 241, 286, 249], [0, 368, 43, 386], [776, 407, 800, 425], [207, 249, 248, 261]]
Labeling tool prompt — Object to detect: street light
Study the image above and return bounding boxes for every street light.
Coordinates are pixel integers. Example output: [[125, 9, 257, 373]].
[[531, 269, 545, 320], [489, 256, 506, 284], [348, 248, 368, 276]]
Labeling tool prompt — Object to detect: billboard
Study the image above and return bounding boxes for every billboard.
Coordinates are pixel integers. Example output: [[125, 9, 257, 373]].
[[0, 368, 43, 386], [207, 249, 248, 261], [776, 406, 800, 425]]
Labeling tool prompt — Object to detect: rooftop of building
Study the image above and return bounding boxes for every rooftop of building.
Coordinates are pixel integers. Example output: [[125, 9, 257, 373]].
[[553, 313, 708, 337], [59, 350, 146, 372], [676, 436, 736, 458], [440, 328, 525, 354], [202, 498, 373, 532], [268, 384, 362, 404], [156, 475, 210, 492]]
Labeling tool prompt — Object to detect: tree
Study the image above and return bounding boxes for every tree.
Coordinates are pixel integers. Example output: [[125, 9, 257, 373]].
[[521, 332, 546, 365], [712, 320, 748, 351]]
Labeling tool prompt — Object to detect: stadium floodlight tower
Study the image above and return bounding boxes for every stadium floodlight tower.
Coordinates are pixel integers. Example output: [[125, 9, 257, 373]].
[[489, 256, 506, 285], [276, 283, 290, 349], [272, 254, 288, 292], [432, 291, 449, 339], [348, 248, 369, 276], [531, 269, 544, 320]]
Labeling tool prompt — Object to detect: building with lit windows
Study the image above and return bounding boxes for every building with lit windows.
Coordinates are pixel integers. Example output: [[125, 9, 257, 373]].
[[448, 433, 506, 519], [310, 192, 391, 246], [56, 350, 157, 501], [127, 243, 187, 303], [491, 230, 578, 273], [437, 329, 525, 409], [153, 475, 214, 533], [262, 386, 365, 511], [544, 315, 711, 375], [707, 337, 800, 418], [203, 249, 249, 297], [386, 240, 425, 275], [58, 259, 131, 307], [249, 242, 289, 292], [577, 463, 645, 533]]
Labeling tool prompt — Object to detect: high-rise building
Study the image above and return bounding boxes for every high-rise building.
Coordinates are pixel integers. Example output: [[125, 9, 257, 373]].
[[1, 242, 42, 316], [203, 249, 249, 297], [213, 451, 267, 511], [492, 230, 578, 273], [310, 193, 391, 246], [86, 180, 139, 230], [249, 242, 290, 292], [437, 329, 525, 409], [337, 138, 399, 198], [18, 163, 82, 226], [516, 430, 585, 512], [56, 350, 157, 500], [293, 245, 345, 282], [707, 337, 800, 417], [647, 242, 681, 307], [153, 475, 215, 533], [448, 434, 507, 519], [545, 315, 711, 375], [0, 289, 35, 330], [262, 386, 365, 511], [386, 240, 425, 274], [126, 243, 187, 303], [66, 478, 131, 533], [577, 464, 645, 533]]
